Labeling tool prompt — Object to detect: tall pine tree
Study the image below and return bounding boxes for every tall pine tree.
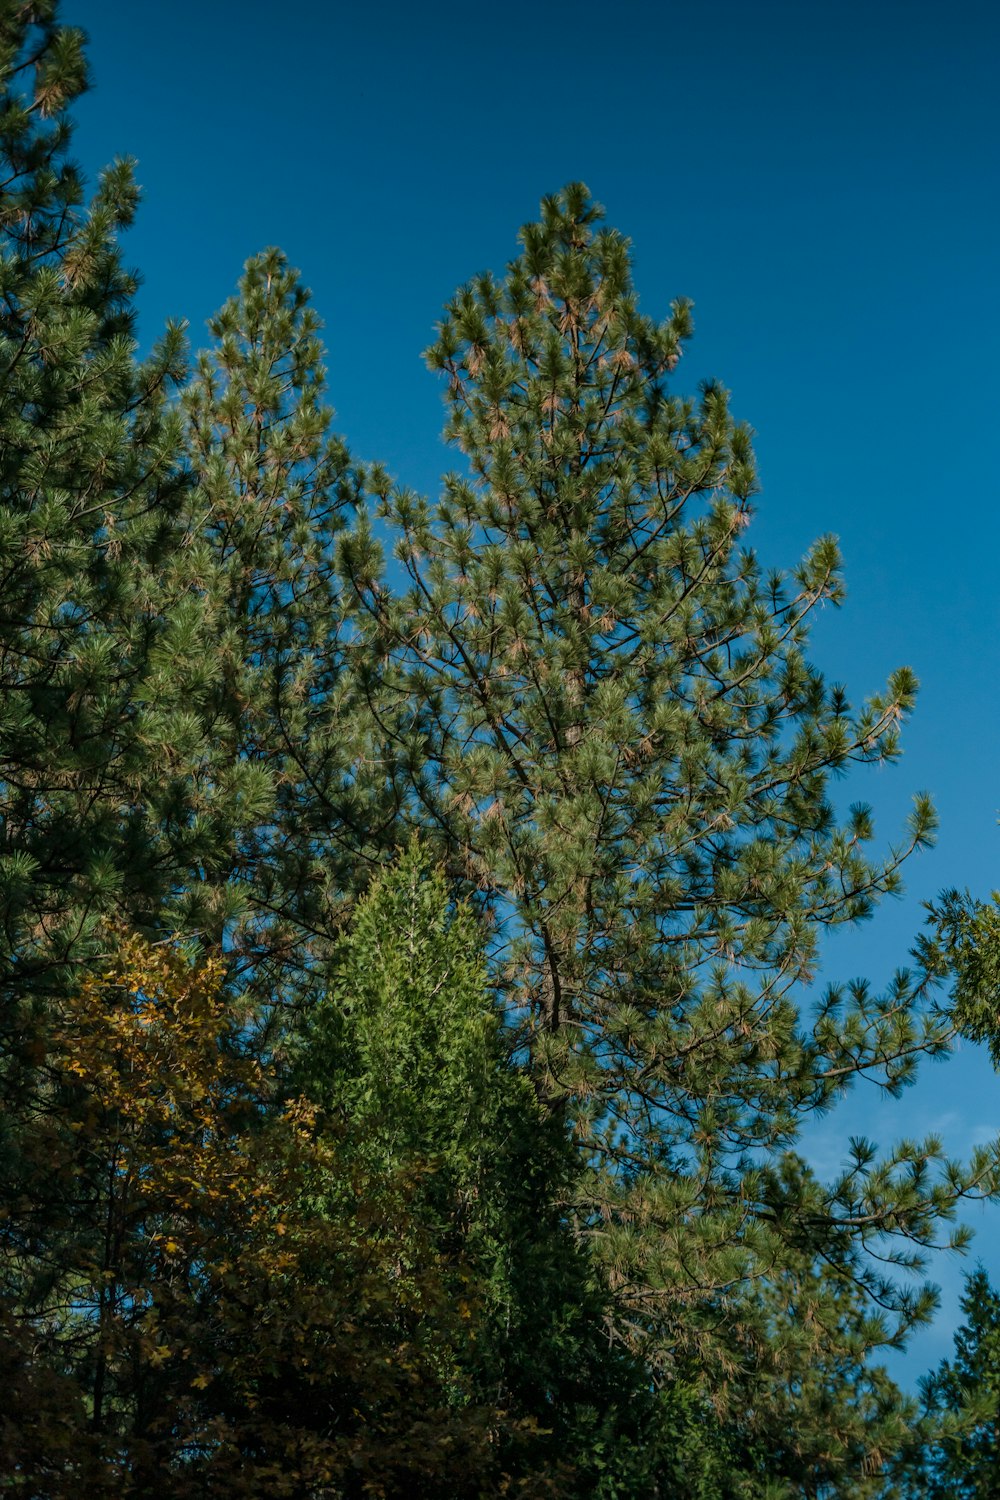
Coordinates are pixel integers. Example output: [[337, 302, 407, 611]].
[[173, 248, 391, 1013], [0, 0, 212, 1330], [0, 0, 187, 1005], [357, 184, 997, 1474]]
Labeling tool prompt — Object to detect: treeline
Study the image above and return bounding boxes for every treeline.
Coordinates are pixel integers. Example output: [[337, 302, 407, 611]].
[[1, 4, 998, 1496]]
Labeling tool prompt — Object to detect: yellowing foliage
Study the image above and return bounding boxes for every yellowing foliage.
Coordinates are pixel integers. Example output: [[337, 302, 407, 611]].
[[0, 932, 502, 1497]]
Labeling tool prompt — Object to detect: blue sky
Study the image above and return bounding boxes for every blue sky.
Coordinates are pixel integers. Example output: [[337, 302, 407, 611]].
[[71, 0, 999, 1381]]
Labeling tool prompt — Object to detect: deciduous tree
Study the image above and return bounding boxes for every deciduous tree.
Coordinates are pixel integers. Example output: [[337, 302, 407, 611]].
[[1, 930, 499, 1497], [297, 843, 726, 1497]]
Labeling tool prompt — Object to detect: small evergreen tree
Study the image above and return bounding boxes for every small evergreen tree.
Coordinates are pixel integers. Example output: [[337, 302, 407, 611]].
[[900, 1268, 1000, 1498], [889, 895, 1000, 1497]]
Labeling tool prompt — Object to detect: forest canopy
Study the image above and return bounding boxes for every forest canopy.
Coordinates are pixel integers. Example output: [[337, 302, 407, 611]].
[[1, 5, 999, 1497]]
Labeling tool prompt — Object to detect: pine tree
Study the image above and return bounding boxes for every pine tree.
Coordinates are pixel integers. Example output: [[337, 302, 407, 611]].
[[0, 0, 205, 1347], [922, 889, 1000, 1065], [900, 1268, 1000, 1498], [887, 898, 1000, 1496], [358, 184, 996, 1473], [173, 248, 390, 1011], [0, 0, 187, 1004], [1, 8, 995, 1482]]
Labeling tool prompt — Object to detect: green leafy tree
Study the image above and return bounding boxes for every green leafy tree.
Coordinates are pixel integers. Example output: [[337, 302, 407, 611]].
[[357, 183, 996, 1481], [296, 843, 736, 1497]]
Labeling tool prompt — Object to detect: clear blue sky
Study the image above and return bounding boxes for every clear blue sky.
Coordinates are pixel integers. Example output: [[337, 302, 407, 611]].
[[71, 0, 1000, 1382]]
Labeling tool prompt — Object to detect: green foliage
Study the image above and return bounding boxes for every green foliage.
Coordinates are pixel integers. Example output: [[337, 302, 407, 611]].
[[923, 890, 1000, 1064], [0, 9, 997, 1491], [354, 183, 995, 1484], [0, 4, 200, 1409], [894, 1268, 1000, 1498], [0, 0, 188, 999], [889, 899, 1000, 1496], [294, 843, 917, 1497], [295, 843, 663, 1493], [170, 246, 391, 1010]]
